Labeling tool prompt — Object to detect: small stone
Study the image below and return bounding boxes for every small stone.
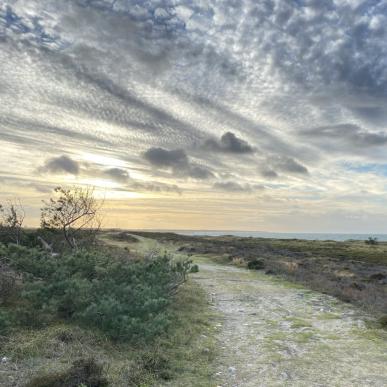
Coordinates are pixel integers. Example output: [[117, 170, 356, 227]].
[[228, 366, 236, 374]]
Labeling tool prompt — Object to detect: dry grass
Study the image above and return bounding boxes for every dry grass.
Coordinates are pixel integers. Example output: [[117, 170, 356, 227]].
[[133, 231, 387, 318]]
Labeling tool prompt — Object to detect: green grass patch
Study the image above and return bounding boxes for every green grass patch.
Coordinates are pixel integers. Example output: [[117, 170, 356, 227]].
[[294, 331, 315, 343], [287, 317, 313, 329]]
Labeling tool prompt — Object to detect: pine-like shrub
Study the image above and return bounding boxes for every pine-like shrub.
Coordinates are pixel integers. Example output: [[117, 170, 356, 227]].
[[0, 244, 193, 341], [0, 309, 12, 335]]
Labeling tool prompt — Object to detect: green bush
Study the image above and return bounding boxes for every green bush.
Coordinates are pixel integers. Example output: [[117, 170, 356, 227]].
[[365, 237, 378, 246], [0, 269, 17, 304], [247, 259, 265, 270], [0, 309, 12, 335], [378, 315, 387, 328], [1, 244, 192, 341]]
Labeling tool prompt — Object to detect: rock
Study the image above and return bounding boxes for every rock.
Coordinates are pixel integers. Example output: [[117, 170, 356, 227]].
[[228, 366, 236, 374]]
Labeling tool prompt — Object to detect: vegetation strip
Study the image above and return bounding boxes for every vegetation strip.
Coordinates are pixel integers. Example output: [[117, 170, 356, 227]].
[[0, 188, 216, 386]]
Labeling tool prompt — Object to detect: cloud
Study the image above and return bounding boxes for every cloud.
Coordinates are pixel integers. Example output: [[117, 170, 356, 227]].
[[143, 147, 213, 180], [103, 167, 130, 183], [214, 181, 249, 192], [144, 148, 188, 168], [129, 181, 181, 194], [39, 155, 80, 175], [213, 181, 264, 193], [260, 168, 279, 179], [269, 156, 309, 175], [2, 0, 387, 231], [204, 132, 255, 154], [299, 124, 387, 149], [188, 165, 214, 180]]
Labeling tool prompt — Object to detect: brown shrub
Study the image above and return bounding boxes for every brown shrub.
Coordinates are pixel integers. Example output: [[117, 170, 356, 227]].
[[25, 358, 108, 387]]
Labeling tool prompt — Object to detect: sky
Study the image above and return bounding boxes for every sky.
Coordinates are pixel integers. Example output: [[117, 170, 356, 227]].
[[1, 0, 387, 232]]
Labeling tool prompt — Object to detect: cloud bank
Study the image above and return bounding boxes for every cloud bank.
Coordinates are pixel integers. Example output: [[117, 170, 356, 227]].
[[1, 0, 387, 231]]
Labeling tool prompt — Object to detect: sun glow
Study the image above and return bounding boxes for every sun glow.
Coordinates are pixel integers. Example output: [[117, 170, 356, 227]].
[[81, 153, 128, 168]]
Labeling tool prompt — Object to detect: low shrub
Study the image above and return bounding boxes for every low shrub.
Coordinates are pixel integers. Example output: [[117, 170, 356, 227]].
[[0, 244, 193, 342], [0, 309, 12, 336], [232, 257, 245, 267], [365, 237, 378, 246], [109, 232, 139, 243], [190, 264, 199, 273], [125, 348, 173, 386], [378, 315, 387, 329], [247, 259, 265, 270], [0, 268, 17, 304], [136, 348, 172, 380], [25, 358, 108, 387]]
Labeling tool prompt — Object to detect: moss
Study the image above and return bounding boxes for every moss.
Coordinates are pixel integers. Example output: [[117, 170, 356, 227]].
[[318, 312, 340, 320], [266, 332, 288, 342], [289, 318, 313, 329], [294, 331, 314, 343]]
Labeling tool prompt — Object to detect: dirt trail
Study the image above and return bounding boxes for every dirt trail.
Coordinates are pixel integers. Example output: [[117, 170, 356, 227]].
[[193, 258, 387, 387]]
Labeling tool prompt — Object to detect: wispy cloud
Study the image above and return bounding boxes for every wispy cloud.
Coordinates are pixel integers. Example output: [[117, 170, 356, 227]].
[[1, 0, 387, 230]]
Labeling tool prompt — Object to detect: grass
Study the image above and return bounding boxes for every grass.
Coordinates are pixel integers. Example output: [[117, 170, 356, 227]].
[[132, 231, 387, 316], [0, 233, 217, 386], [288, 318, 312, 329], [158, 281, 218, 386], [128, 231, 387, 266]]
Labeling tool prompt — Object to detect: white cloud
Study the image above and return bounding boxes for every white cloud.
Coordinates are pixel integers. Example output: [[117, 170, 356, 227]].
[[1, 0, 387, 230]]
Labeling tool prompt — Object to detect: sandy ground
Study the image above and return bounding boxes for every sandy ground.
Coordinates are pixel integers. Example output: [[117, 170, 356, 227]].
[[193, 258, 387, 387]]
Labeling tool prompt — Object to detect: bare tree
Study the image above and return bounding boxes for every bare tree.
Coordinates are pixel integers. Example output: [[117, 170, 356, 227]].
[[0, 200, 25, 245], [41, 186, 103, 249]]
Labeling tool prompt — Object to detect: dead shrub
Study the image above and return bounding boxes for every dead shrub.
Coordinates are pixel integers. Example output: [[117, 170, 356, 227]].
[[125, 349, 172, 386], [25, 358, 108, 387], [232, 257, 245, 267]]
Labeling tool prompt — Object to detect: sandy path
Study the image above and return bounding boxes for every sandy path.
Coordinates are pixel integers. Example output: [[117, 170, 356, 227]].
[[193, 259, 387, 387]]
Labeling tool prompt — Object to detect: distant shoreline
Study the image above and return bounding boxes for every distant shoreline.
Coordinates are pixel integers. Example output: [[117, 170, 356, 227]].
[[125, 229, 387, 242]]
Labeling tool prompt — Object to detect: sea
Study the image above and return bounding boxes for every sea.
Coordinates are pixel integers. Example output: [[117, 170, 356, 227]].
[[142, 230, 387, 242]]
